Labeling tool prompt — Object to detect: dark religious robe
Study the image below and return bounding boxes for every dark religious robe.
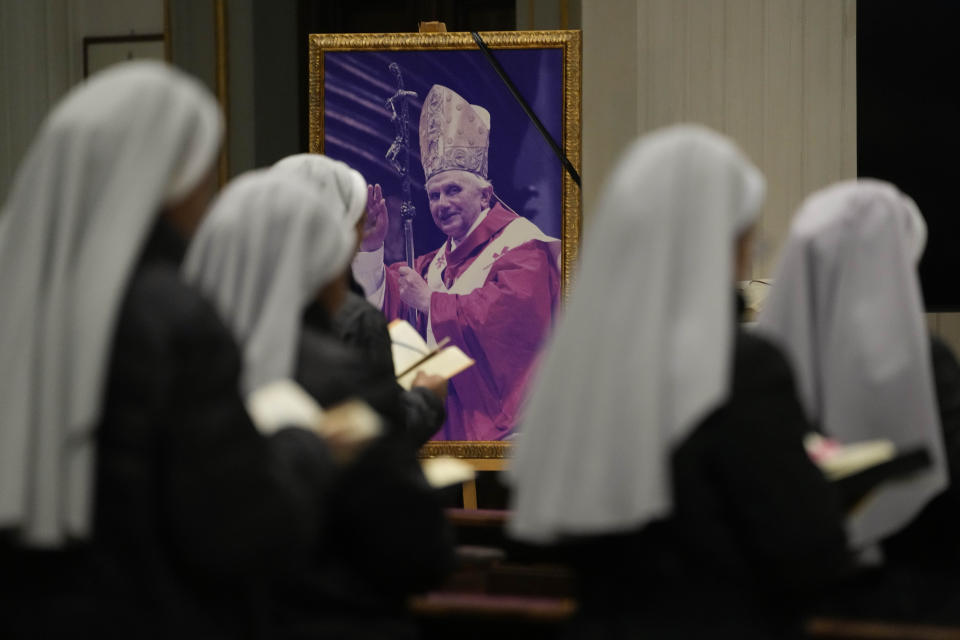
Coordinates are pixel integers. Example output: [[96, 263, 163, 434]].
[[557, 314, 850, 638], [375, 202, 560, 441], [2, 219, 327, 639], [331, 291, 447, 446], [298, 298, 445, 447], [820, 336, 960, 626]]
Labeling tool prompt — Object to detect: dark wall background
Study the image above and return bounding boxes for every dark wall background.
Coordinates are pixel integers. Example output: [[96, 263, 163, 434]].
[[857, 0, 960, 310], [174, 0, 515, 183], [297, 0, 516, 154]]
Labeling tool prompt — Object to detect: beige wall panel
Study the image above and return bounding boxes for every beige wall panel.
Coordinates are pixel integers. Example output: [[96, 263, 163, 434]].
[[722, 0, 764, 163], [517, 0, 582, 30], [0, 0, 162, 200], [759, 0, 805, 276], [841, 0, 857, 179], [936, 313, 960, 356], [643, 0, 688, 129], [67, 0, 164, 85], [934, 313, 960, 357], [635, 0, 650, 136], [723, 0, 765, 276], [581, 0, 639, 218], [580, 0, 856, 258], [801, 0, 846, 196], [683, 0, 726, 131]]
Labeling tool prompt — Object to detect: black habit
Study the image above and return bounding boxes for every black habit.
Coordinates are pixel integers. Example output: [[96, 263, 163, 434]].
[[302, 292, 446, 447], [274, 296, 455, 639], [559, 326, 850, 639], [2, 218, 330, 639]]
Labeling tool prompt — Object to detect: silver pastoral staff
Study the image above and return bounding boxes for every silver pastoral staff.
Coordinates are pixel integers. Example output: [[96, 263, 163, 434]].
[[385, 62, 419, 326]]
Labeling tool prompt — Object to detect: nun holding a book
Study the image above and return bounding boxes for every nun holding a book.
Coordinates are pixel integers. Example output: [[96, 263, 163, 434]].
[[272, 153, 450, 447], [508, 125, 850, 639], [182, 167, 454, 639], [758, 179, 960, 622], [0, 63, 324, 638]]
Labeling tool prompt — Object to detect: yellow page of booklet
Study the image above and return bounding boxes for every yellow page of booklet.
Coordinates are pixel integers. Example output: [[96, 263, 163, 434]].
[[397, 345, 475, 390]]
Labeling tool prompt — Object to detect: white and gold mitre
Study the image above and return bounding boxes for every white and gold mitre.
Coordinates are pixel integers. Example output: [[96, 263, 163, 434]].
[[419, 84, 490, 182]]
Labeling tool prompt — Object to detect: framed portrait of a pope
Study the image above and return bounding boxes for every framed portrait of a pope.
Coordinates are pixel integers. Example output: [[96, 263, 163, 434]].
[[309, 30, 581, 460]]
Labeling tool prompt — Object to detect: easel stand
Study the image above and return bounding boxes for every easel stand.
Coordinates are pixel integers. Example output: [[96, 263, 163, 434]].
[[460, 458, 507, 509], [411, 19, 505, 511], [418, 20, 447, 33]]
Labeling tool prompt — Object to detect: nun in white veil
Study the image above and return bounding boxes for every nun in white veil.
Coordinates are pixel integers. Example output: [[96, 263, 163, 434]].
[[183, 166, 416, 426], [0, 62, 324, 637], [508, 125, 848, 637], [510, 123, 768, 540], [183, 167, 455, 637], [0, 61, 222, 548], [757, 180, 949, 550], [182, 169, 358, 395], [272, 153, 368, 243], [271, 153, 449, 446]]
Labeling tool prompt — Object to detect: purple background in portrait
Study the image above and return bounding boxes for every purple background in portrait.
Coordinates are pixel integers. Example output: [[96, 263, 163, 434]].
[[323, 48, 564, 263]]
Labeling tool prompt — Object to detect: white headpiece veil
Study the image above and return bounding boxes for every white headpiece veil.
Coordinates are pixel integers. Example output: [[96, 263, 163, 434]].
[[183, 170, 356, 394], [0, 61, 223, 546], [508, 125, 764, 543], [758, 179, 947, 547], [272, 153, 368, 232]]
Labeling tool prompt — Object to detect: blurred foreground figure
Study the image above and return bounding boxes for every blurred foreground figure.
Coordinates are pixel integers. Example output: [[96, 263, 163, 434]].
[[508, 125, 849, 638], [183, 169, 454, 640], [272, 153, 446, 446], [0, 62, 323, 638], [759, 180, 960, 622]]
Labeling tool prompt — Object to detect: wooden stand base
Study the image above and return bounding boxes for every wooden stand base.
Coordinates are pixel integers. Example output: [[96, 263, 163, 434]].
[[418, 21, 447, 33], [460, 458, 507, 509]]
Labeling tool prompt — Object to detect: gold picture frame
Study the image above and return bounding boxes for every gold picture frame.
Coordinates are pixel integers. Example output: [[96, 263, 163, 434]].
[[309, 31, 581, 465]]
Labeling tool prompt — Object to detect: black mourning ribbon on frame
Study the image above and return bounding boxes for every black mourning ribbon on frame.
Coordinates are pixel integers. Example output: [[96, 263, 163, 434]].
[[470, 31, 581, 189]]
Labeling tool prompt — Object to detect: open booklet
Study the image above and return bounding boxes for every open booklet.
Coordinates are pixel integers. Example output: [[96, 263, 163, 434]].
[[805, 433, 897, 480], [246, 379, 382, 450], [804, 433, 932, 510], [420, 456, 477, 489], [246, 379, 474, 488], [389, 319, 475, 391]]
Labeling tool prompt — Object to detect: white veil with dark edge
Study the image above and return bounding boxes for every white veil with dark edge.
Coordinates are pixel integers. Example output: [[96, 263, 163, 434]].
[[183, 170, 356, 395], [757, 179, 947, 548], [0, 61, 223, 546], [507, 125, 764, 543]]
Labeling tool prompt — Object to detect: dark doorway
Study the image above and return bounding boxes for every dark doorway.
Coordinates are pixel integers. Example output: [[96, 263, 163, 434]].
[[857, 0, 960, 309]]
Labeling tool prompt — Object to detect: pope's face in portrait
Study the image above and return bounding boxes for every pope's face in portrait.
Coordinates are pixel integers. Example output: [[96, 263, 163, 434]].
[[425, 169, 493, 244]]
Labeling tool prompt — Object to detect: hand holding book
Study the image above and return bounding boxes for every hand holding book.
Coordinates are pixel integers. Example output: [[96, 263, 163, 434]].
[[246, 379, 382, 464], [420, 456, 476, 489], [410, 371, 448, 403], [389, 319, 475, 391], [804, 433, 932, 511], [805, 433, 896, 480]]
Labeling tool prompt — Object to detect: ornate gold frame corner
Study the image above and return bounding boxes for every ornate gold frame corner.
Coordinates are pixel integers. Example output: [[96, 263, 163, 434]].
[[308, 30, 582, 462], [419, 441, 511, 470]]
